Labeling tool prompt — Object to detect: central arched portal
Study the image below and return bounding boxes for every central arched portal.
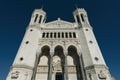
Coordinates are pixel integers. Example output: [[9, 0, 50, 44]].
[[53, 46, 64, 80]]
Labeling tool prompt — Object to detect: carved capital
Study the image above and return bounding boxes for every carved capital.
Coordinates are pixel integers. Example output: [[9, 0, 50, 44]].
[[50, 52, 54, 56], [64, 51, 68, 56]]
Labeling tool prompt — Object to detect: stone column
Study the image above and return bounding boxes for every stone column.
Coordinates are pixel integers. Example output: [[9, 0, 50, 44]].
[[64, 51, 68, 80], [64, 32, 66, 38], [60, 33, 62, 38], [72, 32, 74, 38], [79, 54, 86, 80], [48, 53, 54, 80], [31, 52, 40, 80], [56, 33, 58, 38]]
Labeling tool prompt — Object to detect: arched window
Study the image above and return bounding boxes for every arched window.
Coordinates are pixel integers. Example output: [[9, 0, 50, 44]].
[[54, 32, 56, 38], [73, 32, 76, 38], [46, 33, 49, 38], [62, 32, 64, 38], [54, 46, 63, 57], [42, 32, 45, 38], [76, 15, 80, 23], [68, 45, 83, 80], [81, 14, 85, 22], [69, 32, 72, 38], [58, 32, 60, 38], [39, 15, 42, 23], [50, 32, 53, 38], [65, 32, 68, 38], [34, 14, 38, 22], [41, 45, 50, 55]]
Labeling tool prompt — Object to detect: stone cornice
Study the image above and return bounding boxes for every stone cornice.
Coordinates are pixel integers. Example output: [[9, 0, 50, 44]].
[[11, 64, 34, 70], [85, 65, 108, 70]]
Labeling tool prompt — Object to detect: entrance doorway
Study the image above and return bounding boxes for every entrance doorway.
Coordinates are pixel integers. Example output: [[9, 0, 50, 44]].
[[55, 72, 62, 80]]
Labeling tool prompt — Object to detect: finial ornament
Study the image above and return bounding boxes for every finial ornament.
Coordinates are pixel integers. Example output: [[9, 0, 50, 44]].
[[41, 4, 44, 10], [75, 4, 78, 9]]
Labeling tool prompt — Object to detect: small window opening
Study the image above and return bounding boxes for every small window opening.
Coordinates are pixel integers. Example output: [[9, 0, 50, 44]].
[[30, 29, 33, 32], [73, 32, 76, 38], [20, 57, 23, 61], [54, 32, 56, 38], [95, 57, 99, 61], [81, 14, 85, 22], [34, 14, 38, 22], [89, 40, 93, 44], [62, 32, 64, 38], [50, 33, 52, 38], [39, 15, 42, 23], [42, 33, 45, 38], [65, 32, 68, 38], [46, 33, 49, 38], [56, 72, 62, 80], [69, 32, 72, 38], [25, 41, 29, 44], [58, 32, 60, 38], [76, 15, 80, 23], [85, 29, 88, 31]]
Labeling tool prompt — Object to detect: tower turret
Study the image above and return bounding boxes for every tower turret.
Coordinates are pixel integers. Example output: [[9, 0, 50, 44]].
[[73, 8, 90, 28], [29, 9, 46, 25]]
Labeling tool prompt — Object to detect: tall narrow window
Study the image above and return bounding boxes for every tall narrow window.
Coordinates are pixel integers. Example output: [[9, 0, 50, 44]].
[[54, 32, 56, 38], [34, 14, 38, 22], [66, 32, 68, 38], [58, 32, 60, 38], [56, 72, 62, 80], [73, 32, 76, 38], [50, 33, 52, 38], [76, 15, 80, 23], [46, 33, 49, 38], [39, 15, 42, 23], [42, 32, 45, 38], [62, 32, 64, 38], [81, 14, 85, 22], [69, 32, 72, 38]]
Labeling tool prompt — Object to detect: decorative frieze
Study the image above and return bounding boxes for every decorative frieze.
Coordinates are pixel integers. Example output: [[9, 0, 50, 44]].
[[67, 66, 76, 73], [37, 66, 48, 73]]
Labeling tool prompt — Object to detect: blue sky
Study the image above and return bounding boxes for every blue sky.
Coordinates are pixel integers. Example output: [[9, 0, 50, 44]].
[[0, 0, 120, 80]]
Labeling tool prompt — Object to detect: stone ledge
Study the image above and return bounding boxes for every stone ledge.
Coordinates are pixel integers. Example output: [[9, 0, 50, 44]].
[[85, 65, 108, 70], [11, 65, 34, 70]]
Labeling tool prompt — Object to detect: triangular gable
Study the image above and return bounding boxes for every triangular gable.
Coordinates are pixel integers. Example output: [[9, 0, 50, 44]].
[[44, 18, 74, 28]]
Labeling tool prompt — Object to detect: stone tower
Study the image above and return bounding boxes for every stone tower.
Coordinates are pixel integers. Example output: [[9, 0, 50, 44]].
[[6, 8, 114, 80]]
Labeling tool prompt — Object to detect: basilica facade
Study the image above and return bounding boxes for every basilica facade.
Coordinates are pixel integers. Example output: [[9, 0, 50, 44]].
[[6, 8, 114, 80]]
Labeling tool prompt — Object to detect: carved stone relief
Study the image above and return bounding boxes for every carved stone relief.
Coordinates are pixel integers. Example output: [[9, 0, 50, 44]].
[[67, 66, 76, 73], [98, 70, 106, 79], [37, 66, 48, 73], [11, 71, 20, 79]]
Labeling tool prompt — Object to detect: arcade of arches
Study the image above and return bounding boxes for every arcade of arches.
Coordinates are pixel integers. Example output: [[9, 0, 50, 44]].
[[35, 45, 85, 80]]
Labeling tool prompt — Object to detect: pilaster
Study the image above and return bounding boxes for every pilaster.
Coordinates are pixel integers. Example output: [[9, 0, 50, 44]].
[[48, 52, 54, 80], [64, 51, 68, 80], [78, 53, 86, 80], [31, 52, 40, 80]]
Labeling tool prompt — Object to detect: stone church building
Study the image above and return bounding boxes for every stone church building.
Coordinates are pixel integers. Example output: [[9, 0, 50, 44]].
[[6, 8, 114, 80]]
